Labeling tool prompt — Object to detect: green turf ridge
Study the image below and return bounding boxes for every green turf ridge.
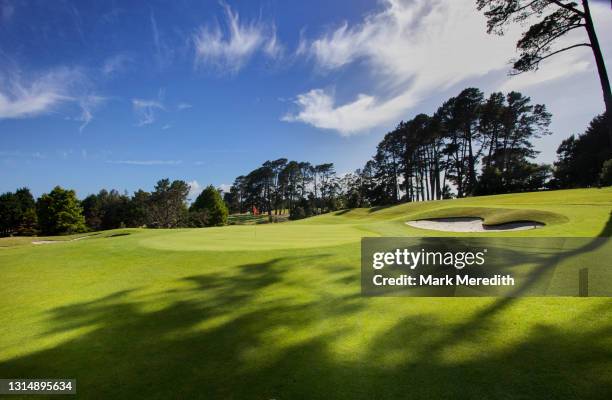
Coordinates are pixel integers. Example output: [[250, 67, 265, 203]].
[[406, 206, 569, 226], [0, 188, 611, 399]]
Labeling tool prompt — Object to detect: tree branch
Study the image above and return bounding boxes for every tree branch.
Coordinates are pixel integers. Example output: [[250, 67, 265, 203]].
[[529, 23, 586, 54], [511, 42, 592, 74], [546, 0, 585, 16]]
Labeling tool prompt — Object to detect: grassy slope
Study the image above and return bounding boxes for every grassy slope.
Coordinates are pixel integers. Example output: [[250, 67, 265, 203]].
[[0, 188, 611, 399]]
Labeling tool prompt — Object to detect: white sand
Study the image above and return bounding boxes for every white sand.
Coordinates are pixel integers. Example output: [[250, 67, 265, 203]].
[[406, 217, 543, 232], [32, 236, 91, 245]]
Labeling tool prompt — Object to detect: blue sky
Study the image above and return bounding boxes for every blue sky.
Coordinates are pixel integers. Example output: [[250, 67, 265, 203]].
[[1, 0, 611, 199]]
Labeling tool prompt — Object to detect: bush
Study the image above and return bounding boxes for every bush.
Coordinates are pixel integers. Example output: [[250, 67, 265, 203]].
[[188, 210, 209, 227], [36, 186, 86, 235], [190, 185, 228, 226], [600, 159, 612, 186], [289, 207, 306, 220]]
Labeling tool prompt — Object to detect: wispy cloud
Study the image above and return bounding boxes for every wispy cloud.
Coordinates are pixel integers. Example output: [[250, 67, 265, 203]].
[[132, 89, 165, 126], [77, 95, 107, 132], [193, 2, 281, 73], [281, 0, 544, 135], [107, 159, 182, 166], [177, 102, 192, 110], [0, 150, 45, 159], [0, 67, 82, 120], [150, 11, 173, 68]]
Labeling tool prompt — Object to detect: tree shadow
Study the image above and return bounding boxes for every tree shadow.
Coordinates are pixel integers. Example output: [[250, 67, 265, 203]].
[[599, 211, 612, 237], [368, 204, 395, 213], [1, 240, 611, 398]]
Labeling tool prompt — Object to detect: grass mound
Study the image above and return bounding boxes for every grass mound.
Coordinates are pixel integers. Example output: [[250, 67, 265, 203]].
[[408, 206, 568, 227]]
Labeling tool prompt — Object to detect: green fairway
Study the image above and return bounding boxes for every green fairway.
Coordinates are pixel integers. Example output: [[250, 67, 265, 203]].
[[1, 188, 611, 399]]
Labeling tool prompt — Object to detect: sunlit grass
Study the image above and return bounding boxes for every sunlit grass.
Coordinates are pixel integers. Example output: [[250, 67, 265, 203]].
[[0, 188, 611, 398]]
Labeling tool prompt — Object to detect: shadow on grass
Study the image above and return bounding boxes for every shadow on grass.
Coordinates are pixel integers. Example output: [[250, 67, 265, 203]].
[[334, 209, 352, 216], [600, 211, 612, 237], [368, 204, 395, 213], [1, 243, 611, 398], [107, 233, 131, 238]]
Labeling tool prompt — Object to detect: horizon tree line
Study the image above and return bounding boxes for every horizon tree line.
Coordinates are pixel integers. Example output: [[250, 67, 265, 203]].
[[1, 87, 610, 235]]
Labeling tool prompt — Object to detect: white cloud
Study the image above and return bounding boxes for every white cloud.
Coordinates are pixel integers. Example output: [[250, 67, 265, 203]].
[[187, 180, 203, 200], [218, 183, 231, 193], [0, 66, 109, 129], [132, 90, 165, 126], [193, 2, 281, 73], [286, 0, 609, 135], [107, 160, 182, 165], [0, 67, 81, 119], [282, 88, 418, 135], [77, 95, 107, 132], [177, 102, 192, 110]]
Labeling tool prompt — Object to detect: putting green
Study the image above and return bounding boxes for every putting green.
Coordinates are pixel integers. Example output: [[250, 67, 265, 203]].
[[139, 224, 369, 251]]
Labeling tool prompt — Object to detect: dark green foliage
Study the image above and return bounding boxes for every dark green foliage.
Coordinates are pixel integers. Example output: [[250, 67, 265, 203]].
[[149, 179, 190, 228], [289, 207, 306, 220], [191, 185, 228, 227], [187, 209, 209, 228], [361, 88, 550, 203], [600, 159, 612, 186], [82, 189, 130, 230], [126, 190, 151, 227], [226, 159, 340, 219], [0, 188, 38, 236], [552, 113, 611, 188], [36, 186, 86, 235]]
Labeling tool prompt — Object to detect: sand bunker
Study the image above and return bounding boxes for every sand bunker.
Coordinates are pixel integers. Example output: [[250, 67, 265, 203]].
[[32, 236, 90, 245], [406, 217, 543, 232]]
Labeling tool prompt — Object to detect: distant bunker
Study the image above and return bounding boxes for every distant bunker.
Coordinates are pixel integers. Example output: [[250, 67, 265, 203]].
[[406, 217, 544, 232]]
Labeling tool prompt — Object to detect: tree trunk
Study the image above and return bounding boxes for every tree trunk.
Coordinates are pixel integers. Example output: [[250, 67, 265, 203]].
[[582, 0, 612, 149]]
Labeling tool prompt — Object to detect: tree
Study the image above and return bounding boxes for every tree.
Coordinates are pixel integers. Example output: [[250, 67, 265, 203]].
[[36, 186, 86, 235], [552, 112, 611, 187], [477, 0, 612, 146], [225, 176, 246, 214], [149, 179, 190, 228], [82, 194, 103, 230], [600, 158, 612, 186], [81, 189, 131, 230], [315, 163, 337, 212], [191, 185, 228, 226], [0, 192, 18, 236], [0, 188, 37, 236], [126, 189, 151, 227]]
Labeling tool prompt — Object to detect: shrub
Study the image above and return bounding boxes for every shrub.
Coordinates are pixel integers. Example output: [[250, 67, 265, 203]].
[[600, 159, 612, 186]]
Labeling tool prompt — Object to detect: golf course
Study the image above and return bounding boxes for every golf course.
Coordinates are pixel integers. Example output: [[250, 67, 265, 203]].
[[1, 187, 611, 399]]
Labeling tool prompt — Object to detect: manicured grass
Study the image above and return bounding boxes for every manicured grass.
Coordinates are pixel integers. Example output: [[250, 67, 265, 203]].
[[0, 188, 611, 399], [228, 212, 289, 225]]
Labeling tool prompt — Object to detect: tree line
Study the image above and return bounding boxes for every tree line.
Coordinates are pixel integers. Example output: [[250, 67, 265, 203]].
[[2, 85, 610, 236], [360, 87, 553, 204], [0, 180, 228, 237], [223, 161, 341, 219]]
